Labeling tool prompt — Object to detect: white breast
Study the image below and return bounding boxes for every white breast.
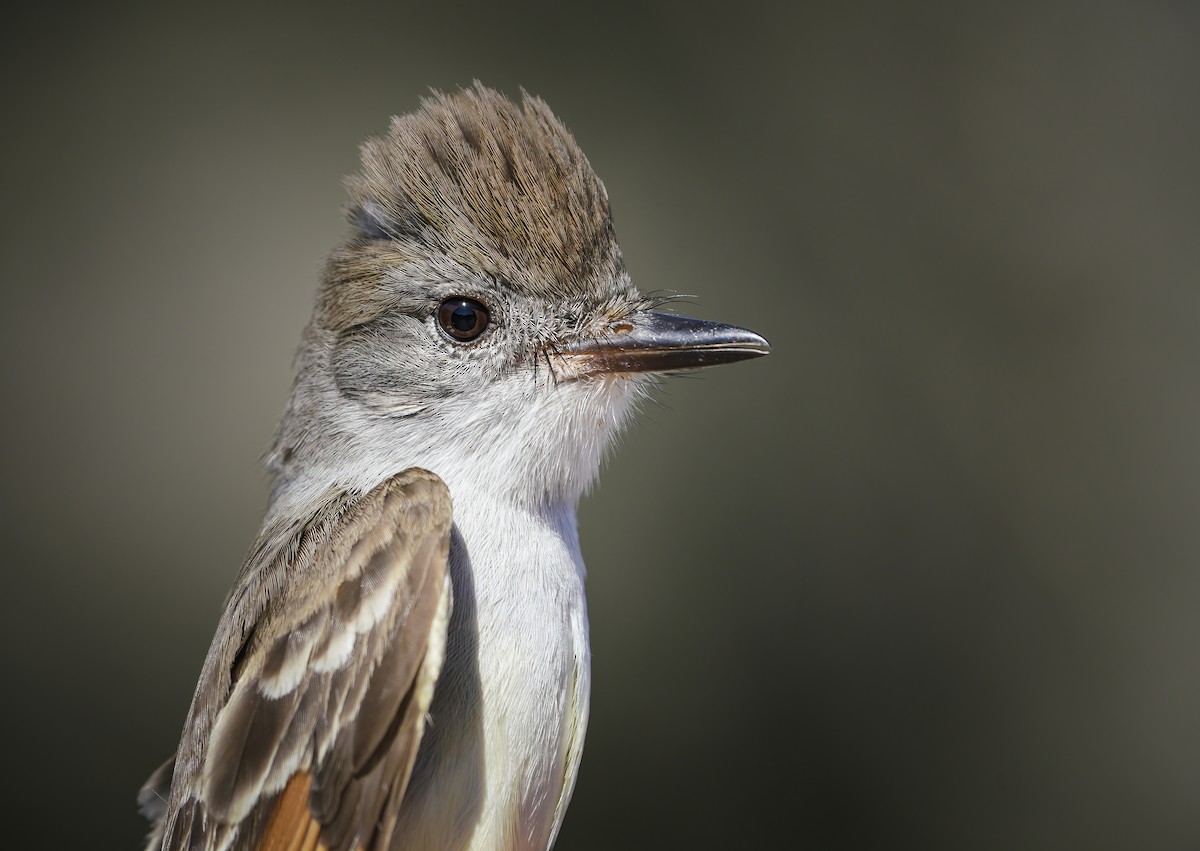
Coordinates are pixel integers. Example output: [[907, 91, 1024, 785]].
[[389, 494, 591, 851]]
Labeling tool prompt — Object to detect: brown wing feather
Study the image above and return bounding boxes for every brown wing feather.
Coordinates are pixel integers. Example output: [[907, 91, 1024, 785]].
[[146, 469, 453, 851]]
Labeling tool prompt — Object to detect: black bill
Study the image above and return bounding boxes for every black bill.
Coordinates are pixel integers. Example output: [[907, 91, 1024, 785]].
[[558, 311, 770, 377]]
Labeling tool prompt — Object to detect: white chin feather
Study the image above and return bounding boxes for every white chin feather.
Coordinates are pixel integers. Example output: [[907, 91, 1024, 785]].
[[274, 370, 651, 516], [425, 371, 647, 506]]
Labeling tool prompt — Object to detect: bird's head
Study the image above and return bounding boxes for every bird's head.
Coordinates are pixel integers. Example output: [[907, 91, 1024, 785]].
[[269, 84, 767, 511]]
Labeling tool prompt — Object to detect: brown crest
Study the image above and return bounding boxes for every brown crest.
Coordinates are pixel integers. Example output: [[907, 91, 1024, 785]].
[[340, 83, 624, 304]]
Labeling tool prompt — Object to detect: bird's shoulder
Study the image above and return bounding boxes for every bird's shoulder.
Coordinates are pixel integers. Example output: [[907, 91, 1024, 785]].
[[142, 468, 454, 851]]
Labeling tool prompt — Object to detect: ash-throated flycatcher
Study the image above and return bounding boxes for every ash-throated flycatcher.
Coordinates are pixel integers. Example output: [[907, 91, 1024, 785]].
[[140, 83, 769, 851]]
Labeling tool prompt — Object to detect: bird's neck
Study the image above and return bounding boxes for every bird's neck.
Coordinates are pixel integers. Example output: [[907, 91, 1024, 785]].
[[265, 354, 641, 525]]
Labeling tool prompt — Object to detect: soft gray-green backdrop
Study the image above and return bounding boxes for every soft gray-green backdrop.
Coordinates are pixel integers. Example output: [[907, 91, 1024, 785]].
[[2, 2, 1198, 849]]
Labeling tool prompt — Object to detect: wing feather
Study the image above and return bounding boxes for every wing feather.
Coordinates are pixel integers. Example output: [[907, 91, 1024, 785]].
[[258, 773, 320, 851], [146, 469, 453, 851]]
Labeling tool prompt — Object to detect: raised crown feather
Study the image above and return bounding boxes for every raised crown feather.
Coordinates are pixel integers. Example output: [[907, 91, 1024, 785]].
[[342, 83, 624, 303]]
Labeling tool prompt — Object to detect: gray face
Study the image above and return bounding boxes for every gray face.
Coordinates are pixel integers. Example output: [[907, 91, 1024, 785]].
[[328, 245, 645, 421]]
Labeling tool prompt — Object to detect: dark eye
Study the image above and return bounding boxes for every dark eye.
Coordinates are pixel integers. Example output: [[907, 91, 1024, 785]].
[[437, 297, 490, 342]]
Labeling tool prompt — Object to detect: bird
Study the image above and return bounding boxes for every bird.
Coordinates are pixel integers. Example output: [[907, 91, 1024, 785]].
[[139, 83, 770, 851]]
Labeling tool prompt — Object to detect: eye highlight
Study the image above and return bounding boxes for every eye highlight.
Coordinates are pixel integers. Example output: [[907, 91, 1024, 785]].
[[437, 297, 490, 342]]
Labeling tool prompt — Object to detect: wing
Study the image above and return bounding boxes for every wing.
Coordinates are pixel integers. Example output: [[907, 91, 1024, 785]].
[[144, 468, 453, 851]]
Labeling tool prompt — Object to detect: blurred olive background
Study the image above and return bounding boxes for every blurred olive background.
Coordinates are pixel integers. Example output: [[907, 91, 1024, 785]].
[[3, 1, 1199, 848]]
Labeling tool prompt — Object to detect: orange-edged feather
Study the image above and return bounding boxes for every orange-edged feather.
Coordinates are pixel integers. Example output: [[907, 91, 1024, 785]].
[[258, 772, 324, 851]]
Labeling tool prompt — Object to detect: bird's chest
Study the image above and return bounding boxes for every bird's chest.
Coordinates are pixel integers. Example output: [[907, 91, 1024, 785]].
[[393, 501, 591, 851]]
